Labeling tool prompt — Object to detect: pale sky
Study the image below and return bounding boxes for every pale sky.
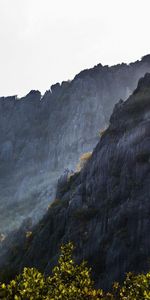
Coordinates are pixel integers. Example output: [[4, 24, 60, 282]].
[[0, 0, 150, 97]]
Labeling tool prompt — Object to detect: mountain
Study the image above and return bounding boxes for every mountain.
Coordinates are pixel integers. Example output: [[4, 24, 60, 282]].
[[1, 55, 150, 233], [1, 72, 150, 289]]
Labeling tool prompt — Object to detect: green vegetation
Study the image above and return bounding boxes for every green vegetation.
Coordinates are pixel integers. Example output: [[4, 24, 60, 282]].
[[0, 242, 149, 299], [49, 198, 62, 208], [73, 207, 98, 221], [49, 198, 69, 209], [0, 233, 6, 242], [76, 152, 92, 172], [98, 127, 107, 137], [25, 231, 33, 239]]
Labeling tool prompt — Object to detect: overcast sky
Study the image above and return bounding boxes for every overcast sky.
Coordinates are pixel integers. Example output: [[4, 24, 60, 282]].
[[0, 0, 150, 97]]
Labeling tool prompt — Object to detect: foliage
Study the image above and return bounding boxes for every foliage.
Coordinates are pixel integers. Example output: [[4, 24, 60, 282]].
[[49, 198, 69, 209], [76, 152, 92, 172], [0, 267, 48, 299], [49, 198, 61, 208], [112, 272, 150, 300], [26, 231, 32, 239], [73, 207, 98, 221], [0, 242, 150, 299], [46, 242, 103, 299], [0, 233, 6, 243], [99, 127, 107, 137]]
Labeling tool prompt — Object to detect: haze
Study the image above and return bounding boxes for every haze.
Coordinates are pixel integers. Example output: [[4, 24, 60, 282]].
[[0, 0, 150, 97]]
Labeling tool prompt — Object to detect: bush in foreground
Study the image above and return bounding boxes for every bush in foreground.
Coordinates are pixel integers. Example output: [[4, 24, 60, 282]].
[[0, 242, 149, 299]]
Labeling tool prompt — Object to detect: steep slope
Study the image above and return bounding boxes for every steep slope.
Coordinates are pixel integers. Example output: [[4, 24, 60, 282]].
[[1, 73, 150, 289], [1, 55, 150, 233]]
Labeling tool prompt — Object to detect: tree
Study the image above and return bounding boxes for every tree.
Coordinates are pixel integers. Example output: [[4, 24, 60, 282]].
[[0, 242, 103, 299], [46, 242, 103, 299], [0, 267, 48, 299], [112, 272, 150, 300], [0, 242, 150, 299]]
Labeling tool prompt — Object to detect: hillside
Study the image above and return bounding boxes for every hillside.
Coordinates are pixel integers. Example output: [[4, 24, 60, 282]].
[[1, 55, 150, 233], [1, 72, 150, 289]]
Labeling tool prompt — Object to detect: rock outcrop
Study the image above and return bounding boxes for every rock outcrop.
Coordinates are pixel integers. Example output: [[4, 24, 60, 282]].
[[1, 55, 150, 233], [1, 73, 150, 289]]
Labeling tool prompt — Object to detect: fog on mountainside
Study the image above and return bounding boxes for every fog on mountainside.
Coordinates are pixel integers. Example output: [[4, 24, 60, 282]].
[[1, 72, 150, 290], [0, 55, 150, 233]]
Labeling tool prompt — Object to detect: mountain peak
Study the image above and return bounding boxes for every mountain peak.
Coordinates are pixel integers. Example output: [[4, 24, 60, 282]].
[[25, 90, 41, 98], [133, 72, 150, 94], [141, 54, 150, 62]]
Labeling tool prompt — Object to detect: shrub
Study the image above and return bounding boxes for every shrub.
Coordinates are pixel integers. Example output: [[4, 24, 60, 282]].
[[73, 207, 98, 221], [46, 242, 103, 299], [0, 243, 150, 299], [0, 233, 6, 243], [76, 152, 92, 172], [26, 231, 32, 239], [0, 242, 103, 300], [0, 267, 48, 299], [112, 272, 150, 299], [99, 127, 107, 137], [50, 198, 61, 208], [50, 198, 69, 209]]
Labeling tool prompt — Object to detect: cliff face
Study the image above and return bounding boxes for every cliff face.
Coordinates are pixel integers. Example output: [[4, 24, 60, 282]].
[[1, 73, 150, 289], [1, 55, 150, 233]]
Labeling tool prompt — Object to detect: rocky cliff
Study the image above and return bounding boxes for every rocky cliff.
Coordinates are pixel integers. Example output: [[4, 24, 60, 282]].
[[1, 55, 150, 233], [1, 73, 150, 289]]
